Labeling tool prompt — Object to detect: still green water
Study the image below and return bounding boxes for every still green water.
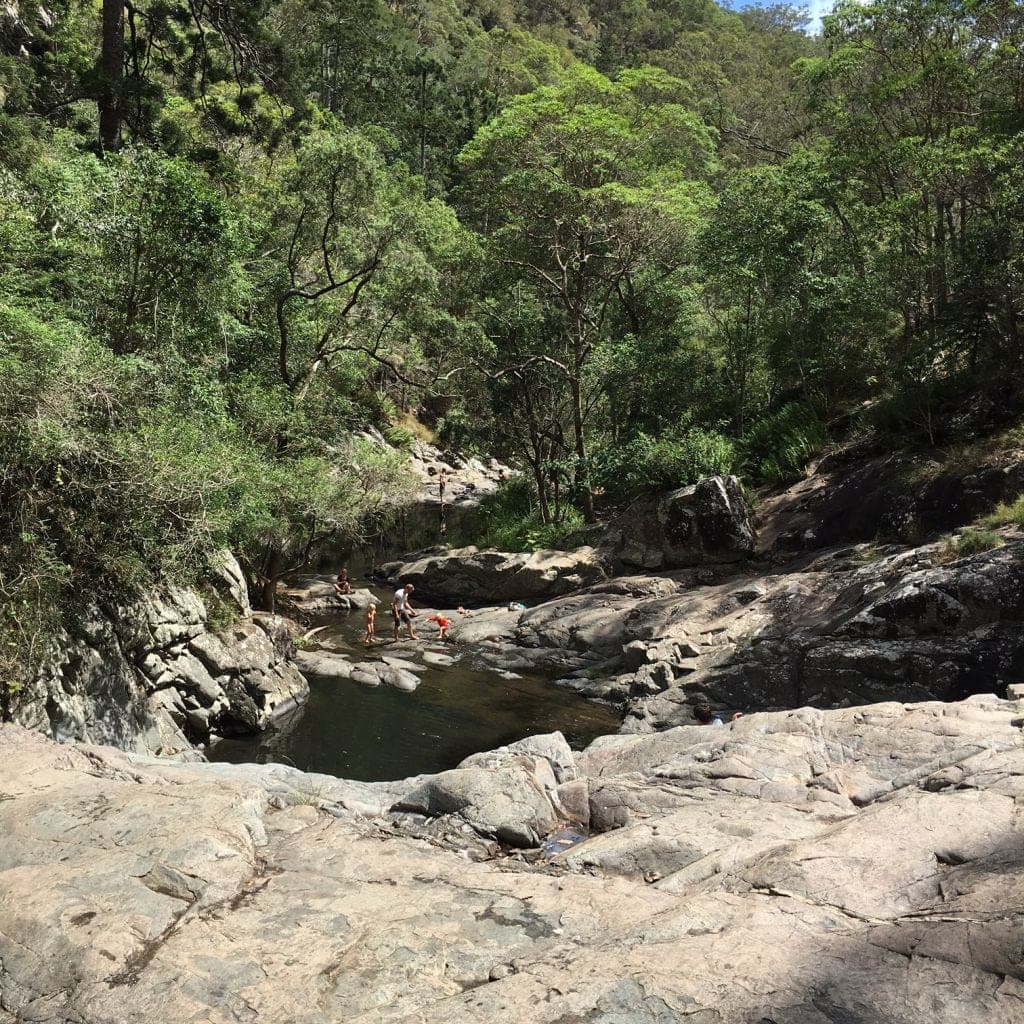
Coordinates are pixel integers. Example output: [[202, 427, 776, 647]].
[[208, 605, 622, 782]]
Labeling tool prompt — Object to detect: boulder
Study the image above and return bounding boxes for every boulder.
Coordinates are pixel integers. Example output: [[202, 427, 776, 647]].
[[377, 665, 420, 692], [422, 651, 456, 668], [188, 631, 238, 676], [378, 545, 609, 605], [292, 649, 353, 681], [294, 651, 421, 692], [602, 475, 755, 571], [165, 651, 224, 705], [209, 547, 251, 615], [278, 576, 378, 614], [393, 762, 559, 847]]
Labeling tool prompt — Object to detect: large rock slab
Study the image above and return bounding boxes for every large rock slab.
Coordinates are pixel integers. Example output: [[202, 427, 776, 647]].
[[0, 697, 1022, 1024], [441, 533, 1024, 732], [376, 545, 609, 606], [756, 442, 1024, 555]]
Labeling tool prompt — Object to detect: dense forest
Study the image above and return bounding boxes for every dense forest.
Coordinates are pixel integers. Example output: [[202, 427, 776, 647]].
[[2, 0, 1023, 688]]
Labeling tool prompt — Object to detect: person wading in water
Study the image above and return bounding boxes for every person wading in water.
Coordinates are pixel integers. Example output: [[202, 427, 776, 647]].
[[392, 583, 418, 641]]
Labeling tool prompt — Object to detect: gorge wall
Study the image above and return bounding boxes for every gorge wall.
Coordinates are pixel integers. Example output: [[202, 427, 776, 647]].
[[9, 553, 307, 759]]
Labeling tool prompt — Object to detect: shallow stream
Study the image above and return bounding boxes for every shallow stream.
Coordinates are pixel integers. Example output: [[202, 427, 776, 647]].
[[209, 582, 621, 782]]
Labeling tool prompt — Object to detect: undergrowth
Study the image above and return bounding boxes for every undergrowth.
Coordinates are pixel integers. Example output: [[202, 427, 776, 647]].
[[477, 477, 584, 552], [741, 403, 828, 486], [934, 528, 1003, 564], [983, 494, 1024, 529]]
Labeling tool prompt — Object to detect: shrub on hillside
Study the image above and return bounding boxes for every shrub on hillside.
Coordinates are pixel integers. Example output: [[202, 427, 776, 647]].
[[984, 494, 1024, 529], [741, 403, 827, 485], [935, 528, 1003, 564], [476, 477, 584, 552], [591, 428, 736, 504]]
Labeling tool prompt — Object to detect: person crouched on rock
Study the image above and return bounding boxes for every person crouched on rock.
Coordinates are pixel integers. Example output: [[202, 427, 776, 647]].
[[392, 583, 418, 641], [334, 567, 352, 598], [694, 704, 724, 727], [425, 613, 452, 641]]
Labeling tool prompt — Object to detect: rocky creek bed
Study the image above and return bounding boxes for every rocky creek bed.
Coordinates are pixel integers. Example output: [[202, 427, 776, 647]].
[[6, 463, 1024, 1022], [2, 694, 1023, 1023]]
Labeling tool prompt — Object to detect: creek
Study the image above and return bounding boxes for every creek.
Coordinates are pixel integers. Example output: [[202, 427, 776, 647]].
[[208, 580, 621, 782]]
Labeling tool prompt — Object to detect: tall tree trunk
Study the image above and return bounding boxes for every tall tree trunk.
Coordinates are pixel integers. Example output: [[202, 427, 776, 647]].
[[570, 375, 595, 524], [99, 0, 124, 153], [259, 547, 283, 614], [528, 438, 551, 525], [520, 376, 551, 524]]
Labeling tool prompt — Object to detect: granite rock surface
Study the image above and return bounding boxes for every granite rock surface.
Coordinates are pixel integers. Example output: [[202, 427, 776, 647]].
[[1, 696, 1021, 1024]]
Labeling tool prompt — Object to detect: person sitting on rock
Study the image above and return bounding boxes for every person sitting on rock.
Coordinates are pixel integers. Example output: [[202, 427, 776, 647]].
[[334, 568, 352, 598], [364, 603, 377, 645], [425, 613, 451, 641], [392, 583, 418, 641], [694, 704, 724, 727]]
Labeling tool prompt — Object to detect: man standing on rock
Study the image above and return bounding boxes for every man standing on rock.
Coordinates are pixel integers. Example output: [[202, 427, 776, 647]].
[[392, 583, 418, 641]]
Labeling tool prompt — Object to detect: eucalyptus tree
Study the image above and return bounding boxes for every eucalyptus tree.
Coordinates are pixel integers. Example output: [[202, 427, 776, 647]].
[[460, 64, 714, 520], [244, 123, 474, 606], [801, 0, 1024, 421]]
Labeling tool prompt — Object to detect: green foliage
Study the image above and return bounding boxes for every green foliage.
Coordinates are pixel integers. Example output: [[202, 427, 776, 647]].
[[4, 0, 1024, 673], [935, 528, 1003, 565], [383, 425, 417, 451], [460, 62, 715, 520], [591, 427, 736, 503], [477, 477, 585, 551], [199, 585, 241, 638], [983, 496, 1024, 531], [741, 404, 828, 486]]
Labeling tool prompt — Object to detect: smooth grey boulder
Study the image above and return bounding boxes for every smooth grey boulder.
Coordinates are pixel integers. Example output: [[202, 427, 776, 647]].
[[293, 651, 419, 691], [422, 650, 456, 667], [393, 762, 559, 847], [381, 655, 426, 673], [293, 649, 353, 681], [281, 576, 379, 613], [378, 665, 420, 691]]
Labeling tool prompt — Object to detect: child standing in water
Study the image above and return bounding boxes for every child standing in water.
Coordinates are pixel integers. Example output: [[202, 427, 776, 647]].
[[364, 603, 377, 645]]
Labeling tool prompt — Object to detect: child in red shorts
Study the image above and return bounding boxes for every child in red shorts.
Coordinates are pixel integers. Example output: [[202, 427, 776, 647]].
[[425, 613, 452, 641]]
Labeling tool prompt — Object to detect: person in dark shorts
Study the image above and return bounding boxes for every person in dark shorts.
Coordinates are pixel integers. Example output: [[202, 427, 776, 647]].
[[392, 583, 418, 640], [334, 568, 352, 598]]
